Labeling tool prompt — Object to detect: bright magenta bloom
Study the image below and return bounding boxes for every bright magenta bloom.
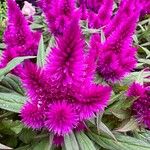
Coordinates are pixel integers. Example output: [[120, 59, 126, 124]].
[[40, 0, 77, 35], [0, 0, 40, 70], [97, 10, 139, 82], [127, 82, 150, 129], [21, 17, 111, 137]]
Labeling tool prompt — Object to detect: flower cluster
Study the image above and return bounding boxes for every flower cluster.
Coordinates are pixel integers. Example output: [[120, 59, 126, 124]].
[[1, 0, 150, 146], [0, 0, 40, 73], [96, 0, 142, 82], [39, 0, 77, 35], [77, 0, 113, 28], [127, 82, 150, 129], [20, 17, 111, 141]]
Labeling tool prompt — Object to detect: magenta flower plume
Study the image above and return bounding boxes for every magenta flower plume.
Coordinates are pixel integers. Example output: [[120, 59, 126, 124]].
[[127, 82, 150, 129], [127, 82, 145, 98], [20, 101, 45, 129], [85, 34, 101, 82], [45, 15, 85, 87], [88, 0, 113, 28], [76, 84, 111, 120], [104, 0, 140, 37], [40, 0, 76, 35], [45, 101, 78, 135], [0, 0, 40, 69], [97, 13, 138, 82], [20, 62, 50, 102], [140, 1, 150, 16], [78, 0, 103, 14], [21, 17, 111, 137]]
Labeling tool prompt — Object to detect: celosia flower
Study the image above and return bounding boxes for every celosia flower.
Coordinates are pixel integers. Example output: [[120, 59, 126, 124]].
[[0, 0, 40, 71], [127, 82, 145, 98], [20, 17, 111, 137], [77, 0, 103, 14], [20, 101, 45, 129], [88, 0, 113, 28], [97, 12, 139, 82], [45, 101, 78, 135], [127, 82, 150, 129], [40, 0, 77, 35], [140, 0, 150, 16], [104, 0, 140, 37]]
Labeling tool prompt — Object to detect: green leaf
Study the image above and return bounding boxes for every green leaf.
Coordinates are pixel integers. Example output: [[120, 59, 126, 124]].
[[30, 23, 44, 29], [19, 128, 36, 144], [64, 132, 79, 150], [33, 136, 53, 150], [0, 93, 26, 113], [0, 74, 24, 95], [101, 29, 106, 43], [111, 109, 130, 120], [97, 120, 116, 141], [37, 35, 46, 67], [0, 56, 36, 78], [138, 59, 150, 65], [75, 132, 96, 150], [46, 36, 55, 55], [116, 117, 138, 132], [0, 143, 12, 149], [87, 131, 150, 150]]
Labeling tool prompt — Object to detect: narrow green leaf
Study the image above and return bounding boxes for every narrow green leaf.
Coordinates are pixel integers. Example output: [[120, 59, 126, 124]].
[[0, 56, 36, 77], [30, 23, 44, 29], [46, 36, 55, 55], [116, 117, 138, 132], [64, 132, 79, 150], [0, 93, 26, 113], [0, 143, 12, 149], [111, 109, 130, 120], [101, 29, 106, 43], [75, 132, 96, 150], [87, 131, 150, 150], [139, 59, 150, 65], [97, 120, 116, 141], [0, 74, 24, 95], [33, 136, 53, 150], [37, 35, 46, 67]]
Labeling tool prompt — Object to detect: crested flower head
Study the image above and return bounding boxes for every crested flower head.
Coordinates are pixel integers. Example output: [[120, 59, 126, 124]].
[[97, 13, 139, 82], [104, 0, 141, 37], [20, 101, 45, 129], [4, 0, 40, 49], [77, 0, 103, 14], [20, 16, 111, 138], [0, 0, 40, 70], [127, 82, 146, 98], [45, 14, 85, 87], [88, 0, 113, 28], [75, 84, 111, 120], [127, 82, 150, 129], [40, 0, 77, 35], [45, 101, 78, 135]]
